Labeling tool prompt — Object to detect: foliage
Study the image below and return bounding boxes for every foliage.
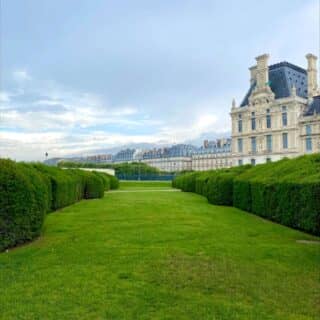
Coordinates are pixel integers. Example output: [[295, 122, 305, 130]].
[[92, 171, 111, 191], [0, 160, 50, 251], [0, 161, 111, 251], [194, 171, 215, 196], [81, 171, 105, 199], [32, 164, 85, 210], [206, 165, 251, 206], [106, 174, 120, 189], [172, 172, 200, 192], [233, 154, 320, 235]]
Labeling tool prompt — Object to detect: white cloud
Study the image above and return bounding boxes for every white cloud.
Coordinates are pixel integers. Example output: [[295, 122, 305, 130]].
[[12, 69, 32, 82]]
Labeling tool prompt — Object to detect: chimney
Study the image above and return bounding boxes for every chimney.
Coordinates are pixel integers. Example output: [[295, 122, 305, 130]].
[[255, 54, 269, 90], [306, 53, 318, 98], [249, 65, 257, 85]]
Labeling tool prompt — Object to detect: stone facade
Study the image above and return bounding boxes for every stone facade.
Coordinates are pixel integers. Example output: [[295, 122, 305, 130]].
[[231, 53, 320, 166], [142, 156, 192, 172]]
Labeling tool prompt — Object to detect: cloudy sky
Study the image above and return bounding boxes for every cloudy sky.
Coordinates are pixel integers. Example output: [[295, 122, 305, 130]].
[[0, 0, 319, 161]]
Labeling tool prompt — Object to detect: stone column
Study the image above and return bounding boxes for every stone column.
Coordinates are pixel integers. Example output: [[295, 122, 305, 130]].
[[249, 65, 257, 85], [306, 53, 318, 98], [255, 54, 269, 90]]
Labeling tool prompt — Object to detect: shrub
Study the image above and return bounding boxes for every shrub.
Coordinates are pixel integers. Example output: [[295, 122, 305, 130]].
[[32, 164, 84, 210], [92, 171, 111, 191], [172, 172, 200, 192], [234, 155, 320, 235], [0, 162, 109, 252], [107, 174, 119, 190], [195, 171, 215, 197], [0, 160, 50, 251], [206, 165, 251, 206], [81, 171, 105, 199]]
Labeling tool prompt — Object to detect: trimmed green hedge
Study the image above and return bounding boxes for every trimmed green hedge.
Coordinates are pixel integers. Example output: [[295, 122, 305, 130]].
[[172, 172, 200, 192], [195, 171, 215, 196], [0, 160, 50, 251], [82, 171, 105, 199], [107, 174, 119, 190], [206, 166, 251, 206], [173, 155, 320, 235], [32, 164, 84, 210], [1, 161, 116, 252], [233, 155, 320, 235]]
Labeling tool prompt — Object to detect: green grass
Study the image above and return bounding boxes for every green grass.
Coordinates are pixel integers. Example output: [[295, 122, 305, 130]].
[[0, 183, 319, 319], [119, 180, 172, 190]]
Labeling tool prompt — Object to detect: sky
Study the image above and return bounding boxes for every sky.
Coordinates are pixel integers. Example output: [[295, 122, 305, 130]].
[[0, 0, 319, 161]]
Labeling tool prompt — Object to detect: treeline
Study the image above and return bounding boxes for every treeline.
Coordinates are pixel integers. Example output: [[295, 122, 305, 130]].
[[0, 160, 119, 252], [58, 161, 161, 175], [173, 154, 320, 235]]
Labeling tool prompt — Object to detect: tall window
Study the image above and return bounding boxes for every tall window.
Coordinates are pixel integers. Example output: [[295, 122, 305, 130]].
[[251, 137, 256, 153], [306, 137, 312, 152], [251, 159, 256, 166], [282, 133, 288, 149], [251, 112, 256, 130], [238, 159, 243, 166], [266, 135, 272, 152], [266, 109, 271, 129], [306, 124, 312, 152], [238, 114, 242, 133], [306, 124, 312, 135], [282, 106, 287, 127], [237, 138, 243, 153]]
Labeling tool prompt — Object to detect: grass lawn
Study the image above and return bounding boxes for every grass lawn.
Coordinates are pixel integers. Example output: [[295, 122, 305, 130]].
[[0, 182, 319, 319]]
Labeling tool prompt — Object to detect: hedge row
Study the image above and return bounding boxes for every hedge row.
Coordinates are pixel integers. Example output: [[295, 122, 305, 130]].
[[233, 155, 320, 235], [172, 154, 320, 235], [0, 160, 119, 252]]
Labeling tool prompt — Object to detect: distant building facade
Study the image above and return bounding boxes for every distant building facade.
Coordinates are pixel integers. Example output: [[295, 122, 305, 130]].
[[231, 53, 320, 166], [141, 144, 195, 172], [86, 154, 113, 163], [192, 138, 232, 171]]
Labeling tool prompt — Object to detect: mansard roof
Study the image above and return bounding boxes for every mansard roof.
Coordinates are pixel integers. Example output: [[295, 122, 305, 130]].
[[240, 62, 308, 107], [304, 95, 320, 116]]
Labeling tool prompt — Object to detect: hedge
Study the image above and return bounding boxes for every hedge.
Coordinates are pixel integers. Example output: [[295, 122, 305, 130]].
[[32, 164, 84, 210], [1, 161, 114, 252], [173, 155, 320, 235], [233, 155, 320, 235], [82, 171, 105, 199], [195, 171, 215, 197], [0, 160, 50, 251], [206, 165, 252, 206], [107, 174, 119, 190], [172, 172, 200, 192]]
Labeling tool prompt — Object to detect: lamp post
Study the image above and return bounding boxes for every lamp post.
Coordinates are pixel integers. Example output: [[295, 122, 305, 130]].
[[138, 157, 141, 181]]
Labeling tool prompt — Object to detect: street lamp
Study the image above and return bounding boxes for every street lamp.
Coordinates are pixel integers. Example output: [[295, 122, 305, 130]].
[[138, 158, 141, 181]]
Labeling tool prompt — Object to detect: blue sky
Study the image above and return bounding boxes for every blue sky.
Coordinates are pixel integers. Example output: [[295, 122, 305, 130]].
[[0, 0, 319, 160]]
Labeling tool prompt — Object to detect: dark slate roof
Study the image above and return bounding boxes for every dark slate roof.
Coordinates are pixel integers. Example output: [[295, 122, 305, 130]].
[[304, 95, 320, 116], [240, 62, 308, 107]]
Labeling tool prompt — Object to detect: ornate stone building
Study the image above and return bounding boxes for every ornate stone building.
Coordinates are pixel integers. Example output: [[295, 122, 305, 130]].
[[192, 138, 232, 171], [231, 53, 320, 166]]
